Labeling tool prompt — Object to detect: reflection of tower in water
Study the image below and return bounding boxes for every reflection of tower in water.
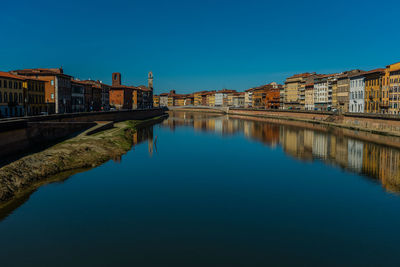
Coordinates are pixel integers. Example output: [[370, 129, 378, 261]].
[[148, 131, 154, 157]]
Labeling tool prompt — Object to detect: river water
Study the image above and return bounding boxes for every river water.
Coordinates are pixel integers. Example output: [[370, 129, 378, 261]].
[[1, 111, 400, 266]]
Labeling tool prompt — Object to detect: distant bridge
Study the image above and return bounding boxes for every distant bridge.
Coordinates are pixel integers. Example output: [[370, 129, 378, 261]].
[[168, 105, 230, 114]]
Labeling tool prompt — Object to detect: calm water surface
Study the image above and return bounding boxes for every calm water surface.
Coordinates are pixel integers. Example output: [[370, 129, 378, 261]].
[[1, 111, 400, 266]]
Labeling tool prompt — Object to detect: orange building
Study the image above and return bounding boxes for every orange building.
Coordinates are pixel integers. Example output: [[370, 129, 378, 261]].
[[265, 85, 281, 109], [109, 73, 133, 110], [252, 83, 281, 109]]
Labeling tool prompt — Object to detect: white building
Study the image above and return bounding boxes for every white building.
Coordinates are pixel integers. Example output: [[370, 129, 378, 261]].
[[159, 94, 168, 107], [215, 90, 235, 106], [244, 89, 253, 108], [314, 77, 329, 111], [349, 74, 365, 113]]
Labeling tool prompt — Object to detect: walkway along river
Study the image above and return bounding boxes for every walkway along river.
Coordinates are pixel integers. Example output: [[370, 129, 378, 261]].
[[1, 111, 400, 266]]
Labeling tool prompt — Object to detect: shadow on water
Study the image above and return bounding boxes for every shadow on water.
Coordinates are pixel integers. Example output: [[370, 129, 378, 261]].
[[164, 111, 400, 194], [0, 117, 167, 221]]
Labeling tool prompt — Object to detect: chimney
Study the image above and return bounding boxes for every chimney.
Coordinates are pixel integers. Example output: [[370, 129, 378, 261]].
[[112, 72, 121, 86]]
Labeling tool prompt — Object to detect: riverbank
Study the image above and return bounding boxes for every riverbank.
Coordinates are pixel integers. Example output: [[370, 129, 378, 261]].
[[0, 116, 166, 204], [169, 107, 400, 137]]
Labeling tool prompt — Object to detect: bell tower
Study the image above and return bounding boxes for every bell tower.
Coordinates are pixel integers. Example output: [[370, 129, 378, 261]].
[[148, 71, 154, 91], [112, 72, 121, 86]]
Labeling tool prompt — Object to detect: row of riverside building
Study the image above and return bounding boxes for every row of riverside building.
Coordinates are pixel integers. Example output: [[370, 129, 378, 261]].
[[153, 83, 282, 109], [155, 61, 400, 114], [0, 68, 154, 118]]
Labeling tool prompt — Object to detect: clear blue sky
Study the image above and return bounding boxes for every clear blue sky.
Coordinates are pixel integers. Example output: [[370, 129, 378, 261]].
[[1, 0, 399, 94]]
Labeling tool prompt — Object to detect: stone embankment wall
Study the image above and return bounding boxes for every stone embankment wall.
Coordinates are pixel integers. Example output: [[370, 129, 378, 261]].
[[0, 108, 165, 158], [228, 108, 400, 136], [169, 107, 400, 137]]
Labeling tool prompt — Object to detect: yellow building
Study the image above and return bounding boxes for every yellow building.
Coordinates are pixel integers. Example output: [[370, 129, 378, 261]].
[[387, 62, 400, 114], [153, 95, 160, 107], [330, 78, 338, 110], [194, 92, 203, 106], [194, 91, 208, 106], [364, 68, 385, 114], [207, 93, 215, 106], [184, 95, 193, 106], [0, 71, 26, 117], [168, 95, 175, 107], [174, 97, 185, 106], [25, 77, 46, 115], [381, 68, 390, 114]]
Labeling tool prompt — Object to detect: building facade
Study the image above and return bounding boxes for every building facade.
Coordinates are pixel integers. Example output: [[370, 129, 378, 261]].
[[13, 68, 72, 114], [215, 89, 236, 107], [109, 73, 133, 110], [153, 95, 160, 107], [305, 83, 314, 110], [160, 93, 169, 107], [314, 76, 329, 111], [244, 89, 254, 108], [349, 73, 366, 113], [71, 80, 85, 113], [25, 77, 46, 115], [388, 62, 400, 115], [0, 72, 25, 117], [284, 73, 315, 110], [364, 69, 385, 114]]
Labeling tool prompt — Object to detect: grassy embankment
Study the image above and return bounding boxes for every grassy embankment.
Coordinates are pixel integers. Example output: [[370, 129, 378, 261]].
[[0, 118, 161, 204]]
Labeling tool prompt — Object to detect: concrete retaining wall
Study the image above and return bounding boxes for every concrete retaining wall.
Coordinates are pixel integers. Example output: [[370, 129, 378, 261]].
[[0, 108, 166, 159]]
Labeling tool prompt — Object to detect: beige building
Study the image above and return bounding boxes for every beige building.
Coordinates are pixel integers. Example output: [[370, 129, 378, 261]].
[[304, 83, 314, 110], [284, 73, 316, 110], [336, 70, 363, 113]]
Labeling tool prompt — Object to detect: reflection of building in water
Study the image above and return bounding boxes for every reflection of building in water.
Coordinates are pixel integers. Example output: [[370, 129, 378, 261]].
[[280, 127, 312, 160], [348, 139, 364, 172], [303, 130, 314, 154], [243, 120, 251, 138], [215, 118, 223, 133], [131, 126, 154, 157], [249, 122, 279, 147], [362, 143, 380, 180], [148, 131, 154, 157], [335, 136, 348, 169], [370, 146, 400, 193], [312, 132, 328, 159], [165, 111, 400, 193]]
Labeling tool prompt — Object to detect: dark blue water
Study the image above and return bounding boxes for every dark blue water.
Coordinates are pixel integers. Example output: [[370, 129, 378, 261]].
[[1, 111, 400, 266]]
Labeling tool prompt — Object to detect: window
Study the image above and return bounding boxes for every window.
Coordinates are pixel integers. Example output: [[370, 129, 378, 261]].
[[9, 81, 12, 88], [14, 93, 17, 102], [9, 93, 12, 102], [51, 80, 54, 86], [19, 93, 22, 103], [51, 93, 54, 100], [4, 93, 7, 102], [0, 93, 2, 103]]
